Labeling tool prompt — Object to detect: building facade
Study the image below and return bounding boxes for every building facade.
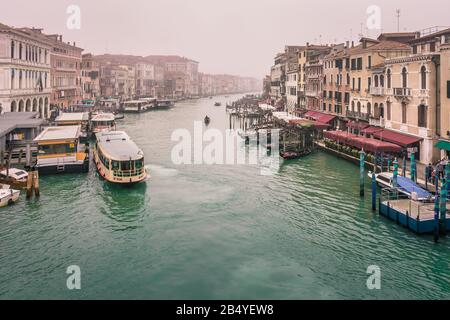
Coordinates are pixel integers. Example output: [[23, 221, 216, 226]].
[[47, 34, 83, 109], [81, 53, 100, 101], [0, 24, 51, 118]]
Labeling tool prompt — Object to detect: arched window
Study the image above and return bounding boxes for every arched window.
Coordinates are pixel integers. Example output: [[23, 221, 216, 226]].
[[421, 66, 427, 90], [380, 75, 385, 87], [402, 67, 408, 88], [11, 69, 14, 89], [11, 101, 17, 112], [387, 102, 391, 121], [387, 69, 392, 89], [11, 41, 15, 59], [19, 43, 22, 60], [418, 105, 427, 127], [380, 103, 385, 118], [374, 75, 379, 87], [346, 73, 350, 85], [351, 101, 355, 112], [367, 103, 372, 116], [357, 102, 361, 114], [374, 103, 379, 118]]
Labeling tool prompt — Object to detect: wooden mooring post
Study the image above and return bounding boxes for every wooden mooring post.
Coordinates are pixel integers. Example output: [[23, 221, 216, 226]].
[[26, 171, 40, 199]]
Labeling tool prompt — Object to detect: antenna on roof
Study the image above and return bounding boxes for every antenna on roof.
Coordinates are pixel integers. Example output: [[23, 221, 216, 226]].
[[396, 9, 401, 32]]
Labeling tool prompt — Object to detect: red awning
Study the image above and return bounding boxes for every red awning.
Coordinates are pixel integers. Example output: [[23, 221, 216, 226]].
[[373, 130, 423, 148], [361, 126, 384, 135], [324, 131, 403, 153], [347, 121, 370, 130], [305, 111, 336, 124], [289, 119, 330, 130]]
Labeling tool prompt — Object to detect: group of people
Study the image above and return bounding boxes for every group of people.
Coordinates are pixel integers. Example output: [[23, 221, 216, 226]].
[[426, 158, 449, 184]]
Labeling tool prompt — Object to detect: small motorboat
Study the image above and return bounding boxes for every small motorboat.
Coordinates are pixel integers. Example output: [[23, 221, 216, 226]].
[[204, 116, 211, 125], [368, 172, 434, 202], [280, 149, 312, 160], [0, 168, 28, 189], [0, 185, 20, 207], [214, 102, 222, 107]]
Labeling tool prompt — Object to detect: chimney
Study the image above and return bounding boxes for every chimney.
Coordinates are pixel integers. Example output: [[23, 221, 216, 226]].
[[306, 42, 310, 47], [346, 41, 350, 49], [351, 41, 354, 48], [59, 35, 63, 42], [73, 42, 76, 47]]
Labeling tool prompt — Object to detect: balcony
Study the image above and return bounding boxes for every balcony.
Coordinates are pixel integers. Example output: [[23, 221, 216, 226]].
[[369, 117, 385, 127], [393, 87, 412, 97], [346, 110, 370, 121], [370, 87, 385, 96]]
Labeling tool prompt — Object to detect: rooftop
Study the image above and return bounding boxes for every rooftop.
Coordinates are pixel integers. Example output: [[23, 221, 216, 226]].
[[34, 126, 81, 142], [0, 112, 44, 137], [96, 131, 144, 161], [55, 113, 89, 122]]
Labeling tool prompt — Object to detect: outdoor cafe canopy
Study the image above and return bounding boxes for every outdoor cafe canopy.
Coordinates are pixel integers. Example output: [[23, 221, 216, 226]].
[[324, 131, 403, 154]]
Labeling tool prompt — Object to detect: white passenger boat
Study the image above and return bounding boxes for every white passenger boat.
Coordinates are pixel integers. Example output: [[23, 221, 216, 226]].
[[0, 185, 20, 207], [55, 112, 91, 141], [91, 113, 116, 134], [122, 100, 152, 113], [93, 131, 147, 185], [34, 126, 90, 175]]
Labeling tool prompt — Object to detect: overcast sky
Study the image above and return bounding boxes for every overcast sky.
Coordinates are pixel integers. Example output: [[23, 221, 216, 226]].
[[1, 0, 449, 78]]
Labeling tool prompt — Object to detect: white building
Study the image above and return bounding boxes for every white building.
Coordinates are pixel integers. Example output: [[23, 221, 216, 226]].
[[0, 23, 52, 118]]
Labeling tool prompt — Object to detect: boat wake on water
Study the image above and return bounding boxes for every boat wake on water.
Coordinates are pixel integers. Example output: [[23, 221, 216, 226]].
[[145, 164, 179, 177]]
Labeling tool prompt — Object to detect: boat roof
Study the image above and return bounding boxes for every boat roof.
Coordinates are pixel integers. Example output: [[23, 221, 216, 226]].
[[96, 131, 144, 161], [91, 113, 115, 122], [0, 168, 27, 175], [124, 100, 147, 104], [55, 112, 89, 122], [34, 126, 81, 142]]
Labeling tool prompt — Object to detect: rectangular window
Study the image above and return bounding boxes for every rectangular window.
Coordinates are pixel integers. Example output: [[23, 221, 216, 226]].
[[368, 56, 372, 69], [358, 78, 361, 91], [447, 81, 450, 98], [357, 58, 363, 70]]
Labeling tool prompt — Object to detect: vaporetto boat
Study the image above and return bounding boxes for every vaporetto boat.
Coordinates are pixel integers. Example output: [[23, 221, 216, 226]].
[[93, 131, 148, 185], [91, 113, 116, 134]]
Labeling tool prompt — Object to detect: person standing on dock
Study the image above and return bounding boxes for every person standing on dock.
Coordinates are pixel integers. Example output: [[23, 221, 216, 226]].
[[426, 163, 433, 183]]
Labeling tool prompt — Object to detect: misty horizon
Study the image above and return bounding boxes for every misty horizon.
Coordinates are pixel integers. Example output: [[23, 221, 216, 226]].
[[1, 0, 449, 79]]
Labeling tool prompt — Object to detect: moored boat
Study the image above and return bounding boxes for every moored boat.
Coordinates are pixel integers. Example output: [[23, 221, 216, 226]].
[[33, 126, 90, 175], [369, 172, 434, 202], [91, 113, 116, 134], [0, 168, 28, 190], [214, 102, 221, 107], [155, 99, 174, 109], [122, 100, 152, 113], [55, 112, 91, 141], [93, 131, 147, 185], [0, 185, 20, 208]]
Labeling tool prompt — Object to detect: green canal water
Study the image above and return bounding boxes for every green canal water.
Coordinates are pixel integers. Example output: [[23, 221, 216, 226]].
[[1, 93, 449, 300]]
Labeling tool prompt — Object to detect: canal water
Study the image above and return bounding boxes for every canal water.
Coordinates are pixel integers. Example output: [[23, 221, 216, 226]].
[[1, 94, 449, 300]]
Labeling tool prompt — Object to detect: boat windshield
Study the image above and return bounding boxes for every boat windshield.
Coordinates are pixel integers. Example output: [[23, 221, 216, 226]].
[[111, 158, 144, 173]]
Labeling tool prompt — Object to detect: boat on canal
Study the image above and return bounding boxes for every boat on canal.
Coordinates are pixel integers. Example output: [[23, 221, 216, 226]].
[[91, 113, 116, 134], [369, 172, 434, 202], [122, 100, 152, 113], [155, 99, 174, 109], [33, 126, 90, 175], [0, 168, 28, 189], [0, 185, 20, 207], [214, 102, 222, 107], [93, 131, 147, 185], [280, 149, 313, 160]]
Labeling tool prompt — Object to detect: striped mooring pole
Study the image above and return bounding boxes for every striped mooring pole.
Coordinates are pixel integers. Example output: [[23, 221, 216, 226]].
[[393, 158, 399, 189], [434, 176, 440, 243], [360, 150, 366, 197], [372, 154, 377, 211], [440, 176, 447, 236], [410, 152, 416, 183]]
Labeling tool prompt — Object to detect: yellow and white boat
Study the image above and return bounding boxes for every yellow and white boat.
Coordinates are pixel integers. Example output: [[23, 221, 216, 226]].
[[93, 131, 147, 185], [33, 126, 90, 175]]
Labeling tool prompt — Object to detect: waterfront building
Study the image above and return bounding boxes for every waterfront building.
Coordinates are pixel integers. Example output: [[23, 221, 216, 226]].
[[81, 53, 100, 101], [46, 34, 83, 109], [0, 23, 52, 118], [135, 63, 157, 97], [100, 64, 135, 99], [305, 46, 331, 112]]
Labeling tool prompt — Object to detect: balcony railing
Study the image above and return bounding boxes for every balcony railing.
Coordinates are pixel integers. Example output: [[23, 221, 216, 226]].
[[370, 87, 385, 96], [393, 87, 412, 97], [369, 117, 385, 127], [346, 110, 370, 121]]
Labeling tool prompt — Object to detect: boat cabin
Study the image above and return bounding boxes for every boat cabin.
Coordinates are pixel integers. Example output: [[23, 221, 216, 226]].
[[91, 113, 116, 134], [33, 126, 89, 174]]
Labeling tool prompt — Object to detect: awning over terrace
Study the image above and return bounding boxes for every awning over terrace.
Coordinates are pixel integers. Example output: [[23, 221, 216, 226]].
[[324, 131, 403, 153], [304, 111, 336, 124], [347, 121, 370, 130], [361, 126, 384, 135], [373, 130, 423, 148]]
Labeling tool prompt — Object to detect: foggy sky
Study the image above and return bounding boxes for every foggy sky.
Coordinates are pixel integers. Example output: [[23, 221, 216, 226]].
[[1, 0, 449, 79]]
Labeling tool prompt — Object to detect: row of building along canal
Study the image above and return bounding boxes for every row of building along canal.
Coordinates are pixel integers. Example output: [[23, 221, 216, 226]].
[[0, 93, 449, 299]]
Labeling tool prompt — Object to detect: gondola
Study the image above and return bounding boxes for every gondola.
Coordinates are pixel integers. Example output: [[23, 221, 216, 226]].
[[280, 149, 312, 160]]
